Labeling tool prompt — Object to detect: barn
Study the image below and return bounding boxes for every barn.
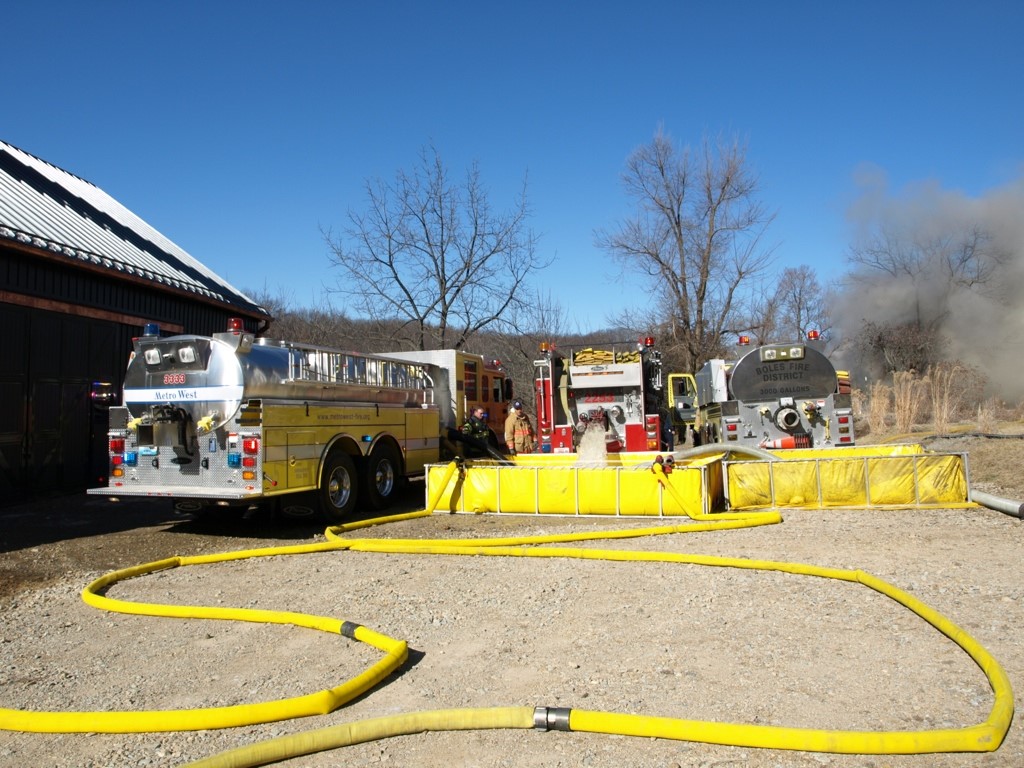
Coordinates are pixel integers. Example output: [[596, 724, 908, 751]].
[[0, 140, 270, 501]]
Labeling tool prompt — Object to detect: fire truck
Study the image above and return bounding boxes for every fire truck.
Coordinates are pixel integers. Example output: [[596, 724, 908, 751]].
[[680, 334, 855, 449], [533, 337, 666, 453], [88, 319, 511, 520], [374, 348, 512, 447]]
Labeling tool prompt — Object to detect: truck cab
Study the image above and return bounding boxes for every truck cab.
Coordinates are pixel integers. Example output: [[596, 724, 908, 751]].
[[667, 372, 697, 445]]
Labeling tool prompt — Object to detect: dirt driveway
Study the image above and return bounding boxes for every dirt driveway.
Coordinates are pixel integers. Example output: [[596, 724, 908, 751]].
[[2, 434, 1023, 768], [0, 483, 428, 599]]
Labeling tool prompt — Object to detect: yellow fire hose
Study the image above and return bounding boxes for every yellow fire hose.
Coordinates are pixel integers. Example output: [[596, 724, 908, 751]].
[[0, 461, 1013, 766]]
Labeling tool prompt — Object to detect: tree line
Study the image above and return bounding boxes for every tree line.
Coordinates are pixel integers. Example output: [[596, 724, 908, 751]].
[[249, 129, 1018, 415]]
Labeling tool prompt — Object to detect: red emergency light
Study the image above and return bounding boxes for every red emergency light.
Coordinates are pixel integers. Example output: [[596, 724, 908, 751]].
[[738, 335, 750, 346], [227, 317, 244, 332], [807, 329, 821, 340], [642, 336, 655, 347]]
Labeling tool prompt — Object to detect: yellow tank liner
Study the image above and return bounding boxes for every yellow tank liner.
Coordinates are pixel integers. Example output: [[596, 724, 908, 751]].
[[426, 452, 722, 516], [725, 444, 972, 510], [426, 444, 972, 515]]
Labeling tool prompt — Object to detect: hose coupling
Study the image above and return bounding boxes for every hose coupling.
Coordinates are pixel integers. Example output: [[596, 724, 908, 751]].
[[533, 706, 572, 731], [340, 620, 362, 639]]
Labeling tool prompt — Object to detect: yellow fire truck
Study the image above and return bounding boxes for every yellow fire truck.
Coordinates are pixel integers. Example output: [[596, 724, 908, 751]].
[[88, 319, 511, 520]]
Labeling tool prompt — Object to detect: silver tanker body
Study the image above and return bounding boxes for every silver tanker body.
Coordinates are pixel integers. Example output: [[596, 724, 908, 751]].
[[694, 342, 855, 449], [120, 328, 429, 435]]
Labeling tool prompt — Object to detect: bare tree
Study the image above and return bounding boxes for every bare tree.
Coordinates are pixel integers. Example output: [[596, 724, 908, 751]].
[[856, 320, 940, 374], [744, 279, 781, 346], [768, 265, 830, 342], [850, 223, 1003, 290], [484, 289, 578, 406], [596, 129, 776, 371], [848, 222, 1005, 329], [843, 215, 1007, 375], [323, 146, 546, 351], [245, 286, 360, 347]]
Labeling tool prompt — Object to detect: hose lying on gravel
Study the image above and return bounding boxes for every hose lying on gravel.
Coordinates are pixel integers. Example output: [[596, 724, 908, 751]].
[[0, 462, 1014, 766], [971, 490, 1024, 519]]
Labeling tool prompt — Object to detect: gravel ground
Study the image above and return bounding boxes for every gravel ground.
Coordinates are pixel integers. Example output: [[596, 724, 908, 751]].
[[2, 435, 1023, 768]]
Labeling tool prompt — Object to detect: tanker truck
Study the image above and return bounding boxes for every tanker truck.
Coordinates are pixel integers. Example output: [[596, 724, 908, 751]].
[[685, 336, 855, 449], [88, 319, 511, 520]]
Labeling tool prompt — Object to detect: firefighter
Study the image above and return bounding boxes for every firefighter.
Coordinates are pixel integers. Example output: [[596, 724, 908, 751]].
[[505, 400, 536, 455], [460, 406, 491, 457]]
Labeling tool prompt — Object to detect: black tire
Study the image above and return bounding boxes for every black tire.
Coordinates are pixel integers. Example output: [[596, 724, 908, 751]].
[[361, 442, 402, 510], [319, 450, 359, 522]]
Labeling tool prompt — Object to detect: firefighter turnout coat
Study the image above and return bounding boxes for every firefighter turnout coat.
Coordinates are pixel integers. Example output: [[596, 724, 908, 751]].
[[505, 410, 536, 454]]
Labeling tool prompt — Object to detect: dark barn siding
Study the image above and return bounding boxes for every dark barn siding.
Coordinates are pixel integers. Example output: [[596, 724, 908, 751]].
[[0, 301, 132, 498], [2, 249, 262, 336]]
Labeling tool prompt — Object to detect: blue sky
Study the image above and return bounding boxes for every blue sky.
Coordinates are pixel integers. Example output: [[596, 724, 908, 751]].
[[4, 1, 1022, 332]]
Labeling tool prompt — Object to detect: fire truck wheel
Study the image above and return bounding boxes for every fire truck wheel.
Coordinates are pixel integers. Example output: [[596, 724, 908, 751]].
[[319, 450, 358, 521], [361, 443, 402, 510]]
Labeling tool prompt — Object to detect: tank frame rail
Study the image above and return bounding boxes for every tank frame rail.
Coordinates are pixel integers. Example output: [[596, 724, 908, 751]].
[[286, 343, 431, 394], [424, 459, 719, 517], [723, 451, 973, 510]]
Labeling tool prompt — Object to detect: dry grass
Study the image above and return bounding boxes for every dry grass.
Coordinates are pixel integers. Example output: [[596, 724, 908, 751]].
[[977, 398, 1002, 432], [925, 362, 960, 434], [866, 380, 890, 434], [891, 371, 926, 433], [945, 431, 1024, 498], [859, 369, 1024, 497]]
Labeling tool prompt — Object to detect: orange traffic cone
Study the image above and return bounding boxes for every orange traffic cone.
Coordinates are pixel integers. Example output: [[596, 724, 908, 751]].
[[761, 436, 797, 449]]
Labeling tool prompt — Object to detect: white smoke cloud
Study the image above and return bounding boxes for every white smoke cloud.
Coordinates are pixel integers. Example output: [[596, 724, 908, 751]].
[[835, 166, 1024, 401]]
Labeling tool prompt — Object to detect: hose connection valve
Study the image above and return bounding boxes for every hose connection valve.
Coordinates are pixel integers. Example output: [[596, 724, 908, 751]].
[[533, 706, 572, 731], [650, 455, 674, 475]]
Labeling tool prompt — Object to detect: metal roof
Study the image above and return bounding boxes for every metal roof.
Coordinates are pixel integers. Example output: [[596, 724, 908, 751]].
[[0, 139, 268, 317]]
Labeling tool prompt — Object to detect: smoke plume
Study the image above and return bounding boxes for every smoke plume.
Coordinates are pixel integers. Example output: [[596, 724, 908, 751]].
[[834, 165, 1024, 402]]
